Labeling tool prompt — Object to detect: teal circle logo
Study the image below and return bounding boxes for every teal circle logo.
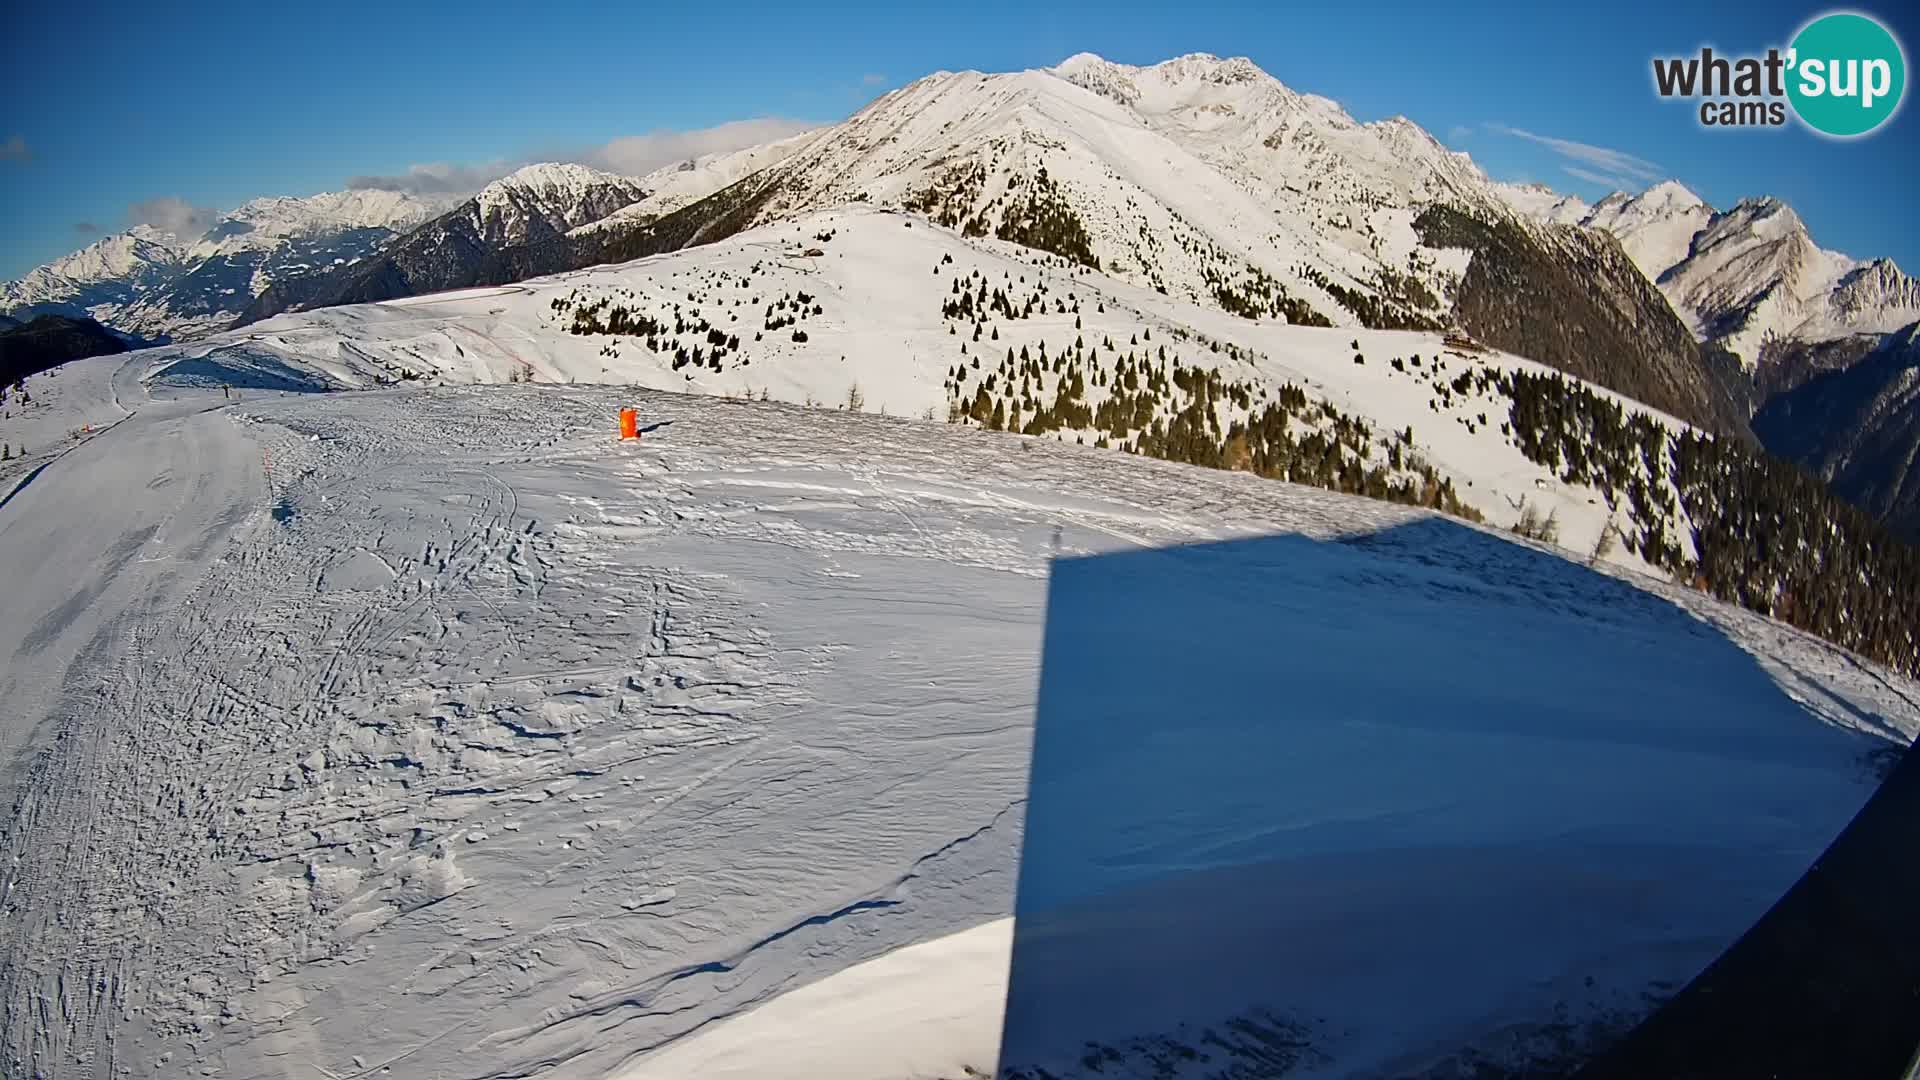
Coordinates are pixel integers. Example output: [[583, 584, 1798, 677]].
[[1787, 12, 1906, 137]]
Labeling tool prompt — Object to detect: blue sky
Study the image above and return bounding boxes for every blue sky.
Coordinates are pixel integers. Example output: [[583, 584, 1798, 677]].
[[2, 0, 1916, 280]]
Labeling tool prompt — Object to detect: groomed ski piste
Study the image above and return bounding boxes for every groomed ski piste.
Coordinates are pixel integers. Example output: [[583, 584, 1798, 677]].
[[1, 207, 1917, 1080]]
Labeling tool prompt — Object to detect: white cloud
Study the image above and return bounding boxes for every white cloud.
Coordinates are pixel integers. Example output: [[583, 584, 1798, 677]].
[[127, 196, 221, 239], [861, 73, 888, 87], [345, 159, 516, 195], [0, 135, 29, 162], [1486, 124, 1665, 187], [346, 117, 815, 196], [1445, 125, 1473, 145], [580, 117, 815, 176]]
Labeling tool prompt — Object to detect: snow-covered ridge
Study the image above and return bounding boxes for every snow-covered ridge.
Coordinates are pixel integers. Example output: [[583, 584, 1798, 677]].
[[230, 205, 1694, 568]]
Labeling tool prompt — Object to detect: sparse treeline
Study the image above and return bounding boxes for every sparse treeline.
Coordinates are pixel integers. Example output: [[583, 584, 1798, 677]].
[[1208, 261, 1333, 327], [1297, 264, 1442, 332], [945, 332, 1479, 522], [1503, 369, 1920, 676], [907, 161, 1100, 270], [994, 167, 1100, 271], [552, 271, 827, 374]]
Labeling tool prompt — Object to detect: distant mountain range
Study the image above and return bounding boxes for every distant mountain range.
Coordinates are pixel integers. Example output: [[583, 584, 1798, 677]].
[[1, 189, 446, 341], [1489, 178, 1920, 538], [1498, 179, 1920, 368], [238, 163, 650, 322]]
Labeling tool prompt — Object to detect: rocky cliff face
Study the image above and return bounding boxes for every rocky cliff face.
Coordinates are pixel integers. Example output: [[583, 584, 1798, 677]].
[[1753, 322, 1920, 541]]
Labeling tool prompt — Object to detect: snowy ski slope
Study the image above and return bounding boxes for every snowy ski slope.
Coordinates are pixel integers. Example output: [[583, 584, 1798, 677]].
[[0, 345, 1915, 1078]]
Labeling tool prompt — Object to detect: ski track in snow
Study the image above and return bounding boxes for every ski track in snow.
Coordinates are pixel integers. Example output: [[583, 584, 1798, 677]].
[[0, 355, 1917, 1079]]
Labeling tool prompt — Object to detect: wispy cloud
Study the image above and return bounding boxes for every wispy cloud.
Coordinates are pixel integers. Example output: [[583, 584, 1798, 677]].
[[0, 135, 29, 163], [861, 72, 888, 87], [1446, 125, 1473, 144], [127, 196, 220, 239], [347, 117, 815, 196], [73, 222, 101, 235], [1485, 123, 1664, 190], [581, 117, 814, 176], [345, 160, 515, 195], [1562, 165, 1630, 188]]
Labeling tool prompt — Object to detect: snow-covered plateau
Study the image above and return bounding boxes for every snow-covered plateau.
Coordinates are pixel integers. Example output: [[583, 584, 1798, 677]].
[[1, 207, 1916, 1080]]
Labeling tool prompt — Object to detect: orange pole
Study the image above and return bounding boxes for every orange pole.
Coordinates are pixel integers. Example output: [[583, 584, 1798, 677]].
[[619, 408, 638, 440]]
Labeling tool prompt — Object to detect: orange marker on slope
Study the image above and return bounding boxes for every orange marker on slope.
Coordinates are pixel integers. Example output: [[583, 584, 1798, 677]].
[[619, 408, 638, 440]]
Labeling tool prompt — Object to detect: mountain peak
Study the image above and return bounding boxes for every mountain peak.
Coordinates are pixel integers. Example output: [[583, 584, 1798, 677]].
[[1050, 51, 1273, 105], [1712, 196, 1810, 248], [1048, 52, 1145, 103], [1726, 195, 1793, 223], [491, 162, 632, 192], [468, 164, 648, 238], [1053, 51, 1248, 75], [1052, 51, 1114, 74], [40, 227, 185, 283], [1151, 52, 1263, 79], [124, 223, 186, 246], [1639, 179, 1706, 210]]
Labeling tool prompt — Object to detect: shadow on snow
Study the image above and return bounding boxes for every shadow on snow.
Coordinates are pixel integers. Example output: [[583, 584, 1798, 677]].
[[998, 516, 1911, 1078]]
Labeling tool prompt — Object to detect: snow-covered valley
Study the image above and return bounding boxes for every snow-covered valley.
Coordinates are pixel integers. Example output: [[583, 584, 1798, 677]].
[[2, 313, 1917, 1076]]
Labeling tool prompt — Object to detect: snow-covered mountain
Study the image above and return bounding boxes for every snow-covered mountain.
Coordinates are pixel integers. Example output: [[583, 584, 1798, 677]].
[[232, 53, 1747, 437], [1577, 181, 1714, 286], [0, 226, 187, 334], [1489, 181, 1590, 226], [185, 188, 435, 262], [0, 191, 443, 341], [712, 51, 1512, 327], [16, 51, 1911, 431], [252, 52, 1589, 335], [239, 163, 652, 322], [458, 162, 650, 247], [1502, 181, 1920, 366]]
